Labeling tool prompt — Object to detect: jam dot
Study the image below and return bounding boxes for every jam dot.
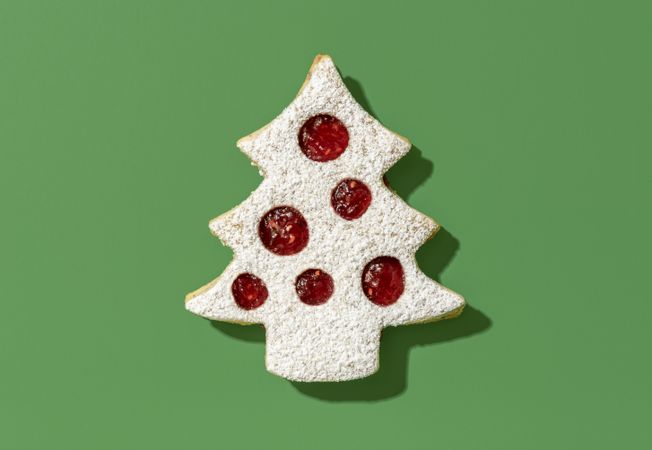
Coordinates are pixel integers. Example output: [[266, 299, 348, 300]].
[[362, 256, 405, 306], [298, 114, 349, 162], [295, 269, 334, 305], [232, 273, 268, 310], [258, 206, 309, 255], [331, 178, 372, 220]]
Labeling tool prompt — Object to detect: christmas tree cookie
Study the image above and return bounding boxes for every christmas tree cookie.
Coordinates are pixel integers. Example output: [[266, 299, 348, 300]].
[[186, 55, 465, 382]]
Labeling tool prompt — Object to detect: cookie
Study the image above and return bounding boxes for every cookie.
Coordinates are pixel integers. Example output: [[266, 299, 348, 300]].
[[186, 55, 465, 382]]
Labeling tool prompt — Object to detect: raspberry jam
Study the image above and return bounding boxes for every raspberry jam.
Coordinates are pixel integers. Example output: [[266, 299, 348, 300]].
[[232, 273, 268, 310], [362, 256, 404, 306], [298, 114, 349, 162], [331, 178, 372, 220], [295, 269, 334, 305], [258, 206, 309, 255]]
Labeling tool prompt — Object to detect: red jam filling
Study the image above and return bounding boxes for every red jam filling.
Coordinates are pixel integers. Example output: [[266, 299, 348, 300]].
[[231, 273, 268, 310], [331, 178, 372, 220], [258, 206, 309, 255], [295, 269, 334, 305], [362, 256, 404, 306], [298, 114, 349, 162]]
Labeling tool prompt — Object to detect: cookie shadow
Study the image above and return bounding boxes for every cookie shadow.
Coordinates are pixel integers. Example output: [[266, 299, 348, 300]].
[[211, 321, 265, 342]]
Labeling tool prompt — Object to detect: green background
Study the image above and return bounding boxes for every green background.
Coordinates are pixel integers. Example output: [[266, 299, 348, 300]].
[[1, 1, 650, 448]]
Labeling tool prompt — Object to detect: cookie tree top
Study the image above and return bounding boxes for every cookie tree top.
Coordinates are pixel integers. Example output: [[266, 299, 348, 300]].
[[186, 55, 465, 382]]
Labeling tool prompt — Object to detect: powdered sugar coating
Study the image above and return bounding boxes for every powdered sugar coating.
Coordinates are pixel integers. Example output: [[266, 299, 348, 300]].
[[185, 55, 465, 382]]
